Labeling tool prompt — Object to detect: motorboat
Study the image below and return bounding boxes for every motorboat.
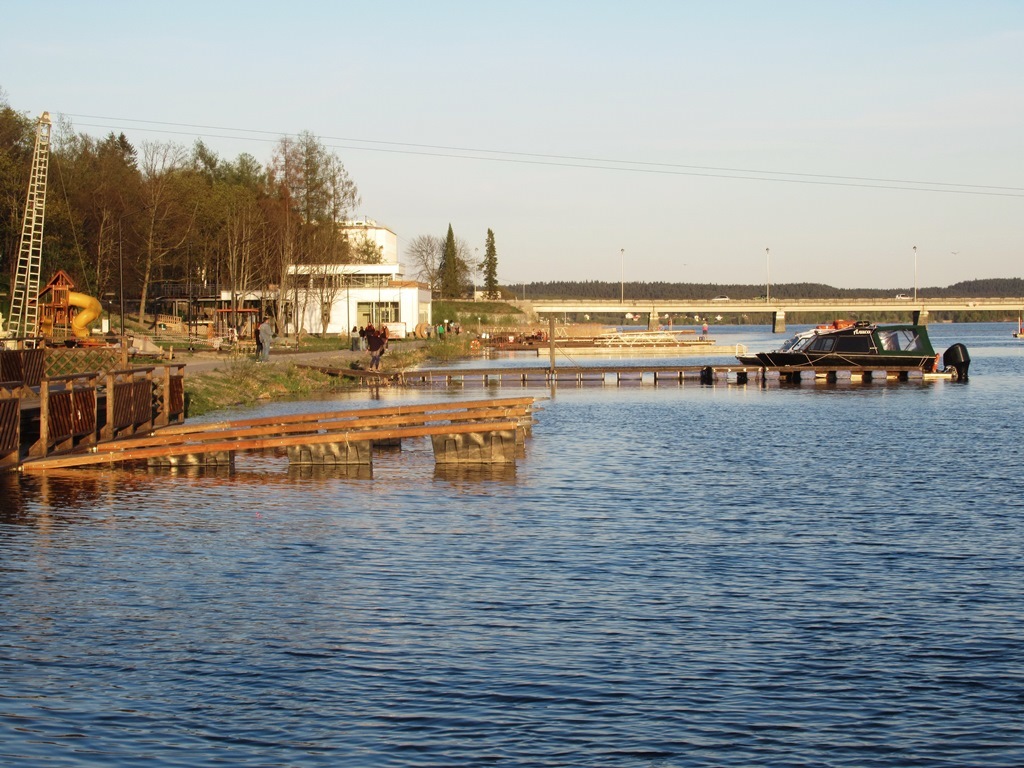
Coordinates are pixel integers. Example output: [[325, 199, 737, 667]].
[[736, 320, 970, 380]]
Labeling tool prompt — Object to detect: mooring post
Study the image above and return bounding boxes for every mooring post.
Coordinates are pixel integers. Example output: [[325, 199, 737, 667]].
[[548, 315, 556, 374], [36, 378, 51, 458], [104, 371, 116, 442]]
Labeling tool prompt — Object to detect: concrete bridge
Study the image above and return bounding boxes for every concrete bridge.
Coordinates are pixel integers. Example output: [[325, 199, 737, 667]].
[[525, 297, 1024, 332]]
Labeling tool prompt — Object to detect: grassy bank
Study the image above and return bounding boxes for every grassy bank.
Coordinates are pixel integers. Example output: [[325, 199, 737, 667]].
[[182, 340, 460, 417], [184, 361, 350, 417]]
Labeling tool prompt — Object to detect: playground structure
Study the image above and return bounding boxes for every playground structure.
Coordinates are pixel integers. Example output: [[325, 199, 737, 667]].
[[35, 271, 105, 343], [69, 292, 103, 339]]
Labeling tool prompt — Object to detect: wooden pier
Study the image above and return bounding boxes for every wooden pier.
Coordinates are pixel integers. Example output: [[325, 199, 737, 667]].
[[307, 363, 943, 388], [15, 396, 535, 472]]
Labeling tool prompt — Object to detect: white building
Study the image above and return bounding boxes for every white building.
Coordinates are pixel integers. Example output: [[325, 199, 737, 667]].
[[341, 218, 400, 265], [285, 220, 431, 337]]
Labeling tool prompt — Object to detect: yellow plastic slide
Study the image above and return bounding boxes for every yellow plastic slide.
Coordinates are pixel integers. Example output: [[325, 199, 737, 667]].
[[69, 291, 103, 339]]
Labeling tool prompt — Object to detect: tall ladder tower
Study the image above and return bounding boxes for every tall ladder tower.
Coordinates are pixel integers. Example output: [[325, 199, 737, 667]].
[[8, 111, 52, 342]]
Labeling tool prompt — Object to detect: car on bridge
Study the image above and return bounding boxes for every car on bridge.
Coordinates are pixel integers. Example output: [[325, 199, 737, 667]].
[[711, 295, 730, 302], [895, 293, 911, 300]]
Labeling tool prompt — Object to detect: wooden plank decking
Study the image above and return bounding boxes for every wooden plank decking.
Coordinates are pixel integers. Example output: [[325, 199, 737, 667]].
[[305, 363, 939, 387], [18, 396, 536, 471]]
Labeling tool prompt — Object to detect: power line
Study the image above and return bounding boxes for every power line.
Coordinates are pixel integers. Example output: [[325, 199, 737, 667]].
[[61, 112, 1024, 198]]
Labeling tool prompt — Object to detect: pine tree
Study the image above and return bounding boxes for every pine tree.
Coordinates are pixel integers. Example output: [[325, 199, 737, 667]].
[[482, 228, 498, 299], [439, 224, 460, 298]]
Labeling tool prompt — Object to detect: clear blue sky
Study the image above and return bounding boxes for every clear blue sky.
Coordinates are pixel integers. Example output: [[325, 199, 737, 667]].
[[2, 1, 1022, 290]]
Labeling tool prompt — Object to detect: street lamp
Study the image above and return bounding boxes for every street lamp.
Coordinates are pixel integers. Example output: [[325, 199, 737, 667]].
[[765, 247, 770, 303], [345, 270, 352, 346], [620, 248, 624, 303], [913, 249, 921, 303]]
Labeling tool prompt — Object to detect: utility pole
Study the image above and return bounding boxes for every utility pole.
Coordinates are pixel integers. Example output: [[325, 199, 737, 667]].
[[620, 248, 624, 303], [913, 245, 918, 301]]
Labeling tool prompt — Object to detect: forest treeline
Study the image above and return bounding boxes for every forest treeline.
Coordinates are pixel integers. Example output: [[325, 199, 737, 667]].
[[1, 95, 492, 321], [2, 93, 1019, 320], [509, 278, 1024, 300], [0, 98, 383, 323]]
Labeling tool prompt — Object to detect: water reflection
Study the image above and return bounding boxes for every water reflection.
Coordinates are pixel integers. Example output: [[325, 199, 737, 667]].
[[145, 463, 235, 480], [433, 463, 518, 484], [287, 463, 373, 482], [0, 323, 1021, 768]]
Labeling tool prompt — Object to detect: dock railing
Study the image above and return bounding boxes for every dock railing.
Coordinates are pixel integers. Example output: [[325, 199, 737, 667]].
[[31, 371, 101, 459], [0, 380, 22, 470]]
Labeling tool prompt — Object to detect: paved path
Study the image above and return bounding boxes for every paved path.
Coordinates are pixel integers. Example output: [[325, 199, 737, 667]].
[[174, 347, 371, 374]]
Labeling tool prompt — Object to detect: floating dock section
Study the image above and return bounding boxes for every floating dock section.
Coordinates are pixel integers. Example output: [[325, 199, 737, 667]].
[[310, 363, 943, 388], [16, 396, 535, 472]]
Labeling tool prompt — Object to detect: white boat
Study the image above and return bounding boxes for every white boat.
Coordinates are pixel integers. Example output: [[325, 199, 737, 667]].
[[591, 330, 714, 348]]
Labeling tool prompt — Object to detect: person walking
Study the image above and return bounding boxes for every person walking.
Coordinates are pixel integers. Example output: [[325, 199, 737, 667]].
[[258, 316, 274, 362], [701, 320, 709, 340]]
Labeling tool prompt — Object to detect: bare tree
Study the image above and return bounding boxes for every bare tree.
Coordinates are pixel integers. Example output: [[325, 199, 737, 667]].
[[221, 183, 267, 329], [456, 236, 479, 297], [267, 133, 359, 334], [136, 141, 193, 321], [407, 234, 443, 292]]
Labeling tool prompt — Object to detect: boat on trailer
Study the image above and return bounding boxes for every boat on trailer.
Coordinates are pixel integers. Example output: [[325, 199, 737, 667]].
[[736, 320, 971, 380]]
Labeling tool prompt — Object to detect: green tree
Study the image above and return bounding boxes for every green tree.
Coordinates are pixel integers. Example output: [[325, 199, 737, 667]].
[[0, 99, 34, 288], [350, 236, 383, 263], [439, 224, 460, 298], [482, 228, 498, 298], [52, 130, 141, 297]]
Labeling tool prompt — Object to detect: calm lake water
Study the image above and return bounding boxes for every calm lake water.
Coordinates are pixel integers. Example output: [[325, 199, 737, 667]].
[[2, 323, 1022, 767]]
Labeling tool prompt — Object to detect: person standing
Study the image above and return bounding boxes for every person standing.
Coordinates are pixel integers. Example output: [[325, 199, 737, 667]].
[[366, 326, 386, 371], [258, 316, 274, 362], [701, 320, 709, 339]]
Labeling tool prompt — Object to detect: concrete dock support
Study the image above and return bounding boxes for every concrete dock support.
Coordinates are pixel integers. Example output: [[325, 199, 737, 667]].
[[431, 428, 518, 464], [148, 450, 235, 468], [287, 441, 371, 465]]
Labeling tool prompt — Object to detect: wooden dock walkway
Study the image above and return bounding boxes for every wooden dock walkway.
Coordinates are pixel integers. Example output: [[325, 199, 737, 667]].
[[305, 363, 942, 387], [18, 396, 536, 472]]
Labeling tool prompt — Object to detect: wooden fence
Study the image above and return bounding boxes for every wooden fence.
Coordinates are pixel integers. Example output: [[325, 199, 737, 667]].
[[0, 363, 187, 470]]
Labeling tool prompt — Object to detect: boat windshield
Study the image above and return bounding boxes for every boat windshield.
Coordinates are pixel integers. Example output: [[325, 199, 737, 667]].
[[778, 331, 815, 352], [876, 329, 927, 352], [789, 334, 817, 352]]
